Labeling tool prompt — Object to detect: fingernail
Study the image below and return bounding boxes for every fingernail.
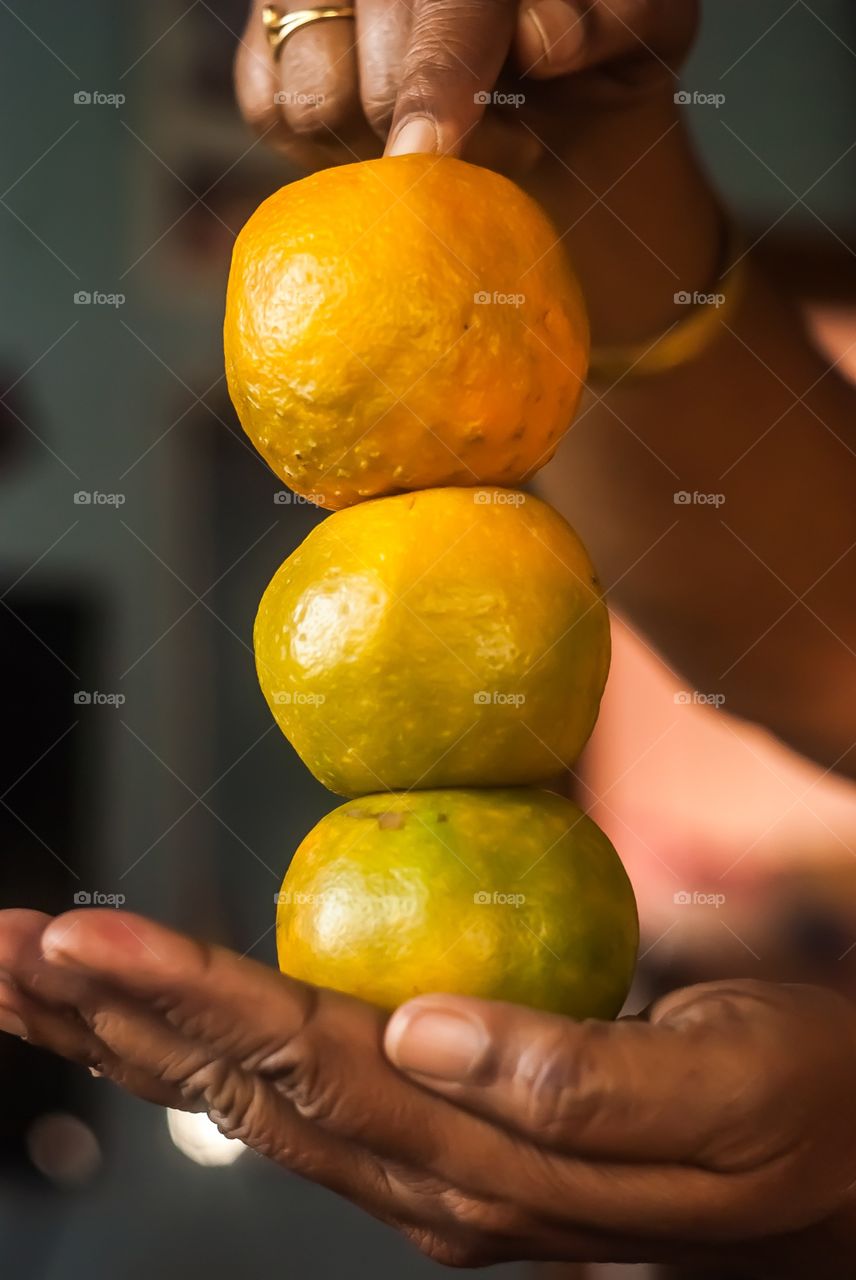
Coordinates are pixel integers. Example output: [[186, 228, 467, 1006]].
[[386, 1005, 488, 1081], [386, 117, 438, 158], [520, 0, 585, 73], [0, 1008, 27, 1039]]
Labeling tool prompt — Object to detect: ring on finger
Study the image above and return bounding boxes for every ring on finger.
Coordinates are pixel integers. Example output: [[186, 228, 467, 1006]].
[[263, 4, 356, 60]]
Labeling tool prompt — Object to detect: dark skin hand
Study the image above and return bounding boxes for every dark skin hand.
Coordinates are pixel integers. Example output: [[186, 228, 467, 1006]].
[[3, 3, 853, 1274], [2, 908, 856, 1272], [235, 0, 697, 168], [234, 0, 712, 344]]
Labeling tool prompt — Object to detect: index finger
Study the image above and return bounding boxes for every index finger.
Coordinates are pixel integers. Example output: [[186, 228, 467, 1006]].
[[385, 0, 517, 156]]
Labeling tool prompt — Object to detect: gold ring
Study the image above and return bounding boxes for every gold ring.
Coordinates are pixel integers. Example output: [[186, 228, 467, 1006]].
[[262, 4, 356, 59]]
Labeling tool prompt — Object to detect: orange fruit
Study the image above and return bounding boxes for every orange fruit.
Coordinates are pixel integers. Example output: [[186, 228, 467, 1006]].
[[254, 486, 610, 795], [276, 788, 638, 1018], [224, 155, 588, 510]]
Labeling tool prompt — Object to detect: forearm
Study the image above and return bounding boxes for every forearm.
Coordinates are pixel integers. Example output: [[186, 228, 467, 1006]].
[[532, 98, 856, 777]]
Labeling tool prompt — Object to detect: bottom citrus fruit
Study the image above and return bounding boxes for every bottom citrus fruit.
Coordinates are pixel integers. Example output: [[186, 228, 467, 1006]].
[[276, 788, 638, 1018]]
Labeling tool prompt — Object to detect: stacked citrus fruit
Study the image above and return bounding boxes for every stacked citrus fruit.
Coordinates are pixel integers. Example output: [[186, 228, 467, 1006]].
[[225, 155, 638, 1019]]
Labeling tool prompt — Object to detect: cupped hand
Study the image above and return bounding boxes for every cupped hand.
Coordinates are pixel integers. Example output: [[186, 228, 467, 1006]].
[[1, 908, 855, 1272], [234, 0, 698, 175]]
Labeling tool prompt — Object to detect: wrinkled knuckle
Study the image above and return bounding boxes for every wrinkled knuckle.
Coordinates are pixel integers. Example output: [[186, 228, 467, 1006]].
[[283, 83, 358, 136], [180, 1055, 233, 1106], [83, 1007, 132, 1053], [397, 35, 477, 113], [398, 55, 457, 111], [407, 1227, 491, 1269], [445, 1191, 501, 1234], [661, 980, 773, 1030], [212, 1080, 270, 1149], [361, 87, 397, 136], [239, 90, 280, 136], [272, 1034, 344, 1129], [285, 102, 331, 137], [76, 1041, 109, 1074], [519, 1021, 611, 1142], [419, 0, 512, 28], [179, 1061, 269, 1151], [444, 1190, 530, 1241]]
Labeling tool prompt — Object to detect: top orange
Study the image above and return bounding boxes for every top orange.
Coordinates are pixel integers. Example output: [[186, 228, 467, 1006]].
[[224, 156, 588, 509]]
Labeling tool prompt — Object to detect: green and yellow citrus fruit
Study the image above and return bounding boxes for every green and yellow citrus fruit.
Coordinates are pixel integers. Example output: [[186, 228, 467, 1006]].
[[277, 788, 638, 1017], [224, 155, 588, 510], [254, 486, 610, 795]]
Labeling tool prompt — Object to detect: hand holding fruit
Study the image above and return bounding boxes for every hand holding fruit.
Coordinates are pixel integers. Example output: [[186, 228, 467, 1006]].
[[1, 909, 856, 1273], [234, 0, 716, 348], [224, 156, 588, 507], [235, 0, 697, 175]]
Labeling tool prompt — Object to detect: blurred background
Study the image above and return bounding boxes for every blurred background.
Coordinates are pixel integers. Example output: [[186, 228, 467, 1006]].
[[0, 2, 854, 1278]]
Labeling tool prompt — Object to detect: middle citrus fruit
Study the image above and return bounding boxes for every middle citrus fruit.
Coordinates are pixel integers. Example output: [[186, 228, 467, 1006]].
[[254, 486, 610, 795]]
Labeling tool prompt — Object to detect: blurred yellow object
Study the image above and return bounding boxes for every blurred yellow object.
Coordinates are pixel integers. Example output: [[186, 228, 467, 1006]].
[[277, 788, 638, 1017], [589, 223, 746, 383], [224, 155, 589, 509], [254, 486, 610, 794]]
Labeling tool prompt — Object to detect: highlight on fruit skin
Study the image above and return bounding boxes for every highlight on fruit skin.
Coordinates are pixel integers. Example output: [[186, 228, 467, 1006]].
[[254, 486, 610, 795], [224, 154, 589, 510], [276, 788, 639, 1019]]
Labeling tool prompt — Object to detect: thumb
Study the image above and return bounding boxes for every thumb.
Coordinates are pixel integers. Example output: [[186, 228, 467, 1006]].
[[384, 991, 739, 1163], [385, 0, 517, 156]]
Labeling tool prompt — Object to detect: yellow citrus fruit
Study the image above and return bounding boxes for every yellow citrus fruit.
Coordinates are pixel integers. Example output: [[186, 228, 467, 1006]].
[[277, 788, 638, 1017], [224, 155, 588, 510], [254, 486, 609, 795]]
